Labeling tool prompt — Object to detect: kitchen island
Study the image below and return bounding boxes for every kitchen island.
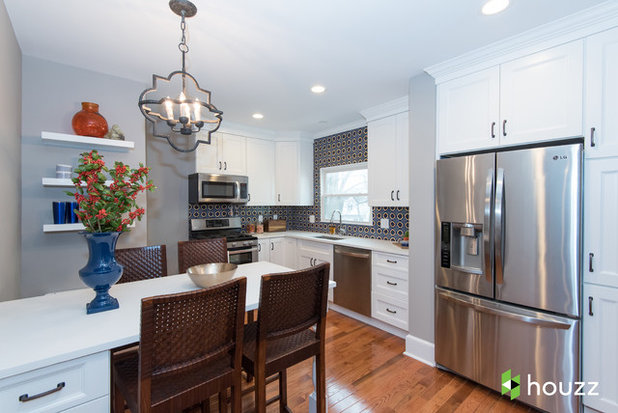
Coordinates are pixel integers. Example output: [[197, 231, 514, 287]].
[[0, 262, 334, 412]]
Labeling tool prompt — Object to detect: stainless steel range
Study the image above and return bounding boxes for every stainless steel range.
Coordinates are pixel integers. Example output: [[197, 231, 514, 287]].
[[189, 217, 258, 264]]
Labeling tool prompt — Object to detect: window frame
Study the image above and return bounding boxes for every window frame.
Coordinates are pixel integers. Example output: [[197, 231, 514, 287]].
[[320, 162, 371, 225]]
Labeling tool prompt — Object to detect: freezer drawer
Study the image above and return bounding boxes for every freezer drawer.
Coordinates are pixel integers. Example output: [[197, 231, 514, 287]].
[[435, 288, 580, 413]]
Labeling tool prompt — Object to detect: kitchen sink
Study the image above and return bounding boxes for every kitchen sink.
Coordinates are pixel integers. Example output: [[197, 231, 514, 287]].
[[314, 235, 345, 240]]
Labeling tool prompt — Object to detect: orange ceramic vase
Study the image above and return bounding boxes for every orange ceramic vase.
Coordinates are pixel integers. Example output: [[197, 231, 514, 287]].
[[72, 102, 109, 138]]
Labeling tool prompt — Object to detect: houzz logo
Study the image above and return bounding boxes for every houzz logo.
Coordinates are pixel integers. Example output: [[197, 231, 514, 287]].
[[502, 369, 521, 400]]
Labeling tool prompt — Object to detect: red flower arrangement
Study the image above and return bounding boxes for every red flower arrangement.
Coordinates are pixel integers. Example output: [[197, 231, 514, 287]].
[[66, 150, 155, 233]]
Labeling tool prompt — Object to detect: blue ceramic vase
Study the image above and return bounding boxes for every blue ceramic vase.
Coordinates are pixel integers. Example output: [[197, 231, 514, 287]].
[[79, 232, 123, 314]]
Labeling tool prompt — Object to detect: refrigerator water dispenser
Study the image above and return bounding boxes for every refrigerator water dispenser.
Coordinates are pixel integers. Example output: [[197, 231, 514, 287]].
[[441, 222, 483, 275]]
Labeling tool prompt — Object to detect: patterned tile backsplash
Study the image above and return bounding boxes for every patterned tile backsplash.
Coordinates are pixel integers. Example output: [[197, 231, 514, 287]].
[[189, 126, 409, 241]]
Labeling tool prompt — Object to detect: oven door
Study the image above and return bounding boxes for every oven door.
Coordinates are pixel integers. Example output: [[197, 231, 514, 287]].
[[228, 247, 258, 265]]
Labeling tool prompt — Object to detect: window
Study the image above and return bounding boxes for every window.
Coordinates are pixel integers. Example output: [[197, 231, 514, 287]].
[[320, 163, 370, 224]]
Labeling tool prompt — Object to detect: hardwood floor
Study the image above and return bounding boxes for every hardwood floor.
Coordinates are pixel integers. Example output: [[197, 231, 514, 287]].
[[238, 310, 535, 412]]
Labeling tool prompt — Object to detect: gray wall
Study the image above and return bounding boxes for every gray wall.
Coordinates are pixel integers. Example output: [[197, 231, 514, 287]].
[[0, 1, 21, 302], [408, 73, 436, 343], [21, 56, 148, 297], [146, 130, 193, 275]]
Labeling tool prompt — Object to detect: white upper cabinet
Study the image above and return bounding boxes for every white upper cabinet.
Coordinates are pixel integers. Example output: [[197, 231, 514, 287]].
[[584, 158, 618, 289], [500, 41, 583, 146], [275, 141, 313, 206], [437, 67, 500, 154], [368, 111, 409, 207], [437, 41, 584, 154], [246, 139, 276, 205], [585, 27, 618, 158], [195, 132, 247, 175]]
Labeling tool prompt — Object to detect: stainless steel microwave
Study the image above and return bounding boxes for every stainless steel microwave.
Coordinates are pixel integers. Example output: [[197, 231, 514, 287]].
[[188, 173, 248, 203]]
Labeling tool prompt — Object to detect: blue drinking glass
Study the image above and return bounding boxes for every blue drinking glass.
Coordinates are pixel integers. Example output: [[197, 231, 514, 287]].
[[53, 202, 66, 224], [65, 201, 79, 223]]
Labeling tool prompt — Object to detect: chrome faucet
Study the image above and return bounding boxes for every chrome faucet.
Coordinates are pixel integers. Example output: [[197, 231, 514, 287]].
[[329, 210, 346, 235]]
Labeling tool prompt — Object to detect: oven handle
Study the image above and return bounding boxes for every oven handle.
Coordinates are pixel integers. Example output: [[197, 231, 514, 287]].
[[228, 247, 258, 255]]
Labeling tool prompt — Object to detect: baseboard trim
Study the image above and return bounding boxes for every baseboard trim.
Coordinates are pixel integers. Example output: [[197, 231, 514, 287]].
[[403, 334, 436, 367], [328, 304, 408, 338]]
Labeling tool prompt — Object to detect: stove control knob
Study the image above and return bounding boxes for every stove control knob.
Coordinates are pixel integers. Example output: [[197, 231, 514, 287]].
[[230, 242, 237, 248]]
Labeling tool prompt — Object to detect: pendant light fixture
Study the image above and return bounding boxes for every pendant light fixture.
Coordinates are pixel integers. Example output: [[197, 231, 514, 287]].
[[138, 0, 222, 152]]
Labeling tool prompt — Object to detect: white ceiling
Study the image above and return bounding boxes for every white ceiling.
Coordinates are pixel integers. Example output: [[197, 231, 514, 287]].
[[3, 0, 608, 135]]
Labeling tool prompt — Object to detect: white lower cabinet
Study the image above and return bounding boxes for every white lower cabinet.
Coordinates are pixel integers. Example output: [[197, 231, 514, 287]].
[[297, 240, 334, 301], [259, 237, 297, 269], [61, 396, 109, 412], [583, 283, 618, 413], [371, 252, 409, 330], [0, 351, 109, 413]]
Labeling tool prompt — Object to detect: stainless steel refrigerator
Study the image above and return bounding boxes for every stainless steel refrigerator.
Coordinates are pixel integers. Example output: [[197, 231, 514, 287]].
[[435, 143, 582, 413]]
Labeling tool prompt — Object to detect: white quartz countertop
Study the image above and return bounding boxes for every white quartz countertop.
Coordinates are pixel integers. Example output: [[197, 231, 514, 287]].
[[254, 230, 409, 255], [0, 262, 334, 380]]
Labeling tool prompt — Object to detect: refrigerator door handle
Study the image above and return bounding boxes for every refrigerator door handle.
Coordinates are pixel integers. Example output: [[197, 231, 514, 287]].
[[483, 169, 494, 283], [437, 289, 573, 330], [494, 168, 505, 284]]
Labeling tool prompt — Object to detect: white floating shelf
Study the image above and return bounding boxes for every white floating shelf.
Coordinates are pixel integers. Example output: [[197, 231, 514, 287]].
[[43, 223, 86, 233], [41, 131, 134, 150], [42, 177, 113, 187], [43, 222, 136, 233]]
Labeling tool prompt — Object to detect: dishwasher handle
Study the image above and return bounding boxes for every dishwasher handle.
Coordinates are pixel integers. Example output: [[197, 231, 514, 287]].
[[334, 247, 370, 259]]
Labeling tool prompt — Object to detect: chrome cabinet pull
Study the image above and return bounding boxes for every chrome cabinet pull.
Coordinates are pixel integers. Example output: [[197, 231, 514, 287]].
[[278, 194, 281, 202], [218, 161, 222, 170], [19, 382, 65, 402], [270, 242, 274, 251], [396, 190, 400, 200], [502, 119, 507, 136], [257, 243, 261, 252], [224, 161, 227, 170], [590, 127, 596, 147], [386, 259, 397, 264], [589, 296, 594, 316], [386, 281, 398, 286], [589, 253, 594, 272], [491, 122, 496, 138], [248, 193, 251, 202], [386, 308, 397, 314], [391, 190, 394, 201]]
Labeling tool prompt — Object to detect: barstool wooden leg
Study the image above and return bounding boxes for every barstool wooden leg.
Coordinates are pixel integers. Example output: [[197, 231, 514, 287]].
[[316, 352, 326, 413], [279, 369, 288, 412]]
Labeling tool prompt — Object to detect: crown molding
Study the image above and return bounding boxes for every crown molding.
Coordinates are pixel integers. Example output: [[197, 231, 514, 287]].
[[426, 1, 618, 84], [218, 121, 277, 141], [360, 96, 409, 122], [312, 119, 367, 140]]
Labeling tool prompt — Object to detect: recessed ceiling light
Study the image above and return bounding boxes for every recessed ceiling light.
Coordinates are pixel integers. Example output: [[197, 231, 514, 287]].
[[311, 85, 326, 94], [482, 0, 510, 15], [252, 113, 264, 120]]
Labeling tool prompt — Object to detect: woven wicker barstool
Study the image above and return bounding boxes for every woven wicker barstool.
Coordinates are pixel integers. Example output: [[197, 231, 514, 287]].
[[112, 278, 247, 413], [115, 245, 168, 284], [242, 263, 330, 413], [178, 238, 228, 274]]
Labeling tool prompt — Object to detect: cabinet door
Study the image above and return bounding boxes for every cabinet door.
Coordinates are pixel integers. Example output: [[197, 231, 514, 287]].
[[437, 67, 500, 155], [218, 133, 246, 175], [583, 283, 618, 412], [283, 238, 297, 269], [195, 134, 220, 173], [246, 139, 276, 205], [257, 239, 270, 262], [500, 41, 583, 146], [269, 238, 286, 266], [584, 158, 618, 288], [395, 112, 410, 205], [585, 27, 618, 158], [368, 116, 398, 207], [275, 142, 298, 205]]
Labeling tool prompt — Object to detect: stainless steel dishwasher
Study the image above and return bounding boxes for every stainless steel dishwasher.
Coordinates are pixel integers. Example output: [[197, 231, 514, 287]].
[[333, 245, 371, 316]]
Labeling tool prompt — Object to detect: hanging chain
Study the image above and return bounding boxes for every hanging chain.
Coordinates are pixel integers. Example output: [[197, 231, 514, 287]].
[[178, 11, 189, 72]]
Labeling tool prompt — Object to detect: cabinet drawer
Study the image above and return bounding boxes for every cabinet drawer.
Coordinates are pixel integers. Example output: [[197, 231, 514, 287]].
[[372, 266, 408, 301], [0, 351, 109, 412], [298, 240, 333, 256], [61, 395, 108, 412], [372, 292, 408, 330], [373, 252, 408, 271]]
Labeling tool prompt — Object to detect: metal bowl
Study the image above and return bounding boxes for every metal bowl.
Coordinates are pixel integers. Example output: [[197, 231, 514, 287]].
[[186, 263, 238, 288]]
